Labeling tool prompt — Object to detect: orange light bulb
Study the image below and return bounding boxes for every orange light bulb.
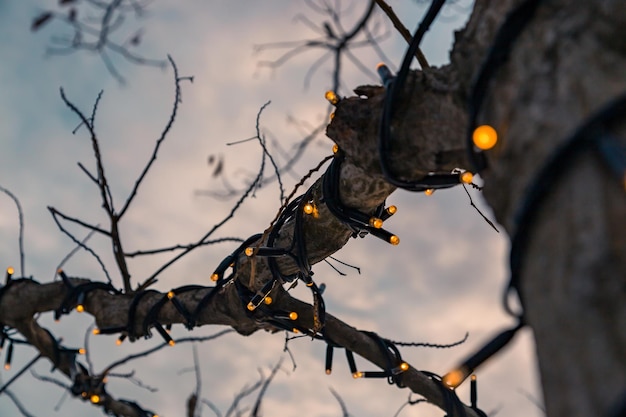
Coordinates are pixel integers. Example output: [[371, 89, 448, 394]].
[[472, 125, 498, 150]]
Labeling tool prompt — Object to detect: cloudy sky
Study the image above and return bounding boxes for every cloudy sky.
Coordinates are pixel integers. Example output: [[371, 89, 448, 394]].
[[0, 1, 543, 416]]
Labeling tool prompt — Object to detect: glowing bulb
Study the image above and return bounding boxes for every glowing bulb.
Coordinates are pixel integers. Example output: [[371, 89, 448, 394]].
[[166, 291, 174, 299], [369, 217, 383, 229], [4, 364, 10, 370], [168, 340, 176, 347], [325, 90, 339, 105], [289, 312, 298, 320], [116, 339, 123, 346], [264, 296, 273, 305], [92, 328, 100, 335], [6, 267, 14, 275], [306, 281, 313, 287], [303, 203, 314, 215], [292, 328, 300, 334], [81, 392, 87, 398], [472, 125, 498, 150], [442, 367, 470, 389], [471, 374, 477, 382], [332, 144, 339, 154], [389, 235, 400, 245], [399, 362, 409, 372], [424, 189, 434, 196], [245, 247, 254, 257], [329, 112, 335, 120], [386, 205, 397, 215], [247, 302, 255, 311], [78, 348, 86, 355], [90, 395, 100, 404], [352, 372, 363, 379], [325, 369, 332, 375], [76, 304, 84, 313], [210, 273, 219, 282], [460, 171, 474, 184]]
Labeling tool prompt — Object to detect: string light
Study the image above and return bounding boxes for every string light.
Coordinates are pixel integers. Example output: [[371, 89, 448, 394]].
[[76, 304, 85, 313], [90, 394, 100, 404], [424, 189, 435, 196], [389, 235, 400, 245], [5, 267, 13, 285], [472, 125, 498, 150], [376, 62, 394, 87], [4, 342, 12, 370], [92, 328, 100, 335], [78, 348, 86, 355], [332, 144, 339, 154], [442, 366, 470, 389], [470, 374, 478, 408], [264, 296, 273, 305], [460, 171, 474, 184], [303, 202, 314, 215], [325, 90, 339, 105], [369, 217, 384, 229]]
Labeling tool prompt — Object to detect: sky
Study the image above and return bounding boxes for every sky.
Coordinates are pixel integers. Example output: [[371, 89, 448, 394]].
[[0, 1, 543, 417]]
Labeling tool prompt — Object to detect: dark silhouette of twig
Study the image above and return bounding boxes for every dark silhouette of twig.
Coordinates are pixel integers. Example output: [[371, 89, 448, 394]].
[[0, 185, 25, 277], [329, 387, 350, 417], [255, 0, 386, 94], [102, 330, 232, 375], [3, 388, 36, 417], [48, 206, 113, 283], [118, 56, 185, 219], [125, 237, 244, 258], [54, 226, 99, 280], [386, 332, 469, 348], [374, 0, 429, 69], [32, 0, 167, 84], [250, 358, 283, 417], [137, 102, 275, 290]]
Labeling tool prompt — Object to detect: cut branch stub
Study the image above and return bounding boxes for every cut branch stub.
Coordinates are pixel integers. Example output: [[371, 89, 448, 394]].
[[326, 66, 470, 183]]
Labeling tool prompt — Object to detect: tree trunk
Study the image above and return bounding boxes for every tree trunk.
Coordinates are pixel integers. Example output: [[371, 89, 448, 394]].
[[450, 1, 626, 416]]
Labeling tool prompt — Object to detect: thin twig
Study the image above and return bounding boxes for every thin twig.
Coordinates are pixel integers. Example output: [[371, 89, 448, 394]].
[[374, 0, 430, 69], [0, 185, 25, 276]]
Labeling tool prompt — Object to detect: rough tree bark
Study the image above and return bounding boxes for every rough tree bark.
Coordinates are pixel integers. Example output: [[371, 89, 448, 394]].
[[1, 1, 624, 416]]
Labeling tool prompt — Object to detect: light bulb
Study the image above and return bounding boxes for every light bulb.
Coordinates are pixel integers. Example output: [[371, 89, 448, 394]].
[[352, 372, 363, 379], [389, 235, 400, 245], [289, 312, 298, 320], [303, 203, 314, 215], [76, 304, 84, 313], [472, 125, 498, 150], [167, 291, 175, 299], [424, 189, 434, 196], [90, 395, 100, 404], [399, 362, 409, 372], [264, 296, 273, 305], [325, 91, 339, 105], [6, 267, 14, 275], [442, 366, 470, 389], [210, 273, 219, 282], [78, 348, 86, 355], [369, 217, 383, 229], [245, 247, 254, 257], [332, 144, 339, 154], [460, 171, 474, 184], [386, 205, 397, 215]]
